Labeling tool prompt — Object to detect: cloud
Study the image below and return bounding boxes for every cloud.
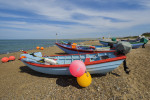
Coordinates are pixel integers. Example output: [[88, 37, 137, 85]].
[[0, 0, 150, 39]]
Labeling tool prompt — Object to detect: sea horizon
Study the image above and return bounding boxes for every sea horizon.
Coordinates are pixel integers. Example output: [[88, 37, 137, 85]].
[[0, 38, 98, 40]]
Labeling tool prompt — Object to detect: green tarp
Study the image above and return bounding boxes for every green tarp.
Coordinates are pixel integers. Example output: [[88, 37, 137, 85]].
[[140, 38, 148, 44], [111, 37, 116, 41]]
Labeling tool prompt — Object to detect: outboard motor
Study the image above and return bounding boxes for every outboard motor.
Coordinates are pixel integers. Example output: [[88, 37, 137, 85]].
[[115, 41, 132, 74], [115, 41, 132, 55], [108, 42, 114, 48]]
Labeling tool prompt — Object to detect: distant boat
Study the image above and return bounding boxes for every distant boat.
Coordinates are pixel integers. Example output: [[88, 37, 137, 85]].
[[20, 52, 126, 75], [99, 39, 145, 49], [121, 39, 139, 42], [55, 42, 114, 54]]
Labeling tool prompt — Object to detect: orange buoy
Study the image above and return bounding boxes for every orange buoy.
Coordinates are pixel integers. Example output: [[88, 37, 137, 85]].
[[36, 46, 40, 50], [41, 47, 44, 50], [1, 57, 9, 63], [9, 56, 15, 61]]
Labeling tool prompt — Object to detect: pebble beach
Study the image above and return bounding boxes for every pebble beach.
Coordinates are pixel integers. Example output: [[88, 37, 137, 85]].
[[0, 40, 150, 100]]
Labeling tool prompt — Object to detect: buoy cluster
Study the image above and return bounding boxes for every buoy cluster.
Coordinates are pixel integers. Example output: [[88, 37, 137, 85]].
[[1, 56, 15, 63], [36, 46, 44, 50], [69, 60, 92, 87]]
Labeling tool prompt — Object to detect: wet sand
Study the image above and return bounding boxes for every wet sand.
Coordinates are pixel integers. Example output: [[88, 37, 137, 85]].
[[0, 40, 150, 100]]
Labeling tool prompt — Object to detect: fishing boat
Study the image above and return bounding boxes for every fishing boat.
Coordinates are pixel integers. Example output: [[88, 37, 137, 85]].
[[99, 39, 145, 49], [20, 51, 127, 75], [55, 42, 113, 54], [121, 39, 139, 42]]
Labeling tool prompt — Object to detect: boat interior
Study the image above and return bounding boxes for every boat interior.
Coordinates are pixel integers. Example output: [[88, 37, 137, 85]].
[[45, 52, 116, 65]]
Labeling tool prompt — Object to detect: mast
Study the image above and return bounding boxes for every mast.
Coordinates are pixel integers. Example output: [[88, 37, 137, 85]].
[[56, 33, 58, 43]]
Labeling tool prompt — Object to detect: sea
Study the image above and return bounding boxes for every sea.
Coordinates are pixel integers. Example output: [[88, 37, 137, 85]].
[[0, 39, 87, 54]]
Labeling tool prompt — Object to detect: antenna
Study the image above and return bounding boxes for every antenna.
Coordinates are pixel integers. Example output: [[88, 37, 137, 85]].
[[56, 33, 58, 43]]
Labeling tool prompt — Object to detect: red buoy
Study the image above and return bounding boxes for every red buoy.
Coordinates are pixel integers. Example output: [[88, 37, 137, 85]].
[[1, 57, 9, 63], [9, 56, 15, 61]]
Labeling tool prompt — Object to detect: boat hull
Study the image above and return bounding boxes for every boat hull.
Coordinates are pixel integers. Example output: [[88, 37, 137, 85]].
[[22, 59, 124, 75], [100, 40, 144, 49], [131, 43, 144, 49], [56, 43, 113, 54]]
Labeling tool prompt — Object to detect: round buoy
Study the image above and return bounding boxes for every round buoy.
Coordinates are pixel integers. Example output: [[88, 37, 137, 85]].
[[77, 72, 92, 87], [41, 47, 44, 50], [69, 60, 86, 77], [1, 57, 9, 63], [36, 46, 40, 50], [9, 56, 15, 61]]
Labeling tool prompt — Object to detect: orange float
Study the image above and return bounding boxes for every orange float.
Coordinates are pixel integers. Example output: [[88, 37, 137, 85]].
[[9, 56, 15, 61], [1, 57, 9, 63], [36, 46, 40, 50], [41, 47, 44, 50]]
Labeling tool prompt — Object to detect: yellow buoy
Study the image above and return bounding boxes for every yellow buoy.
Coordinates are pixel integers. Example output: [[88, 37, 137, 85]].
[[36, 46, 40, 50], [41, 47, 44, 50], [77, 72, 92, 87]]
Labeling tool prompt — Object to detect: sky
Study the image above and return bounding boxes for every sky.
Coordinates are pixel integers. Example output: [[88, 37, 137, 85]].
[[0, 0, 150, 39]]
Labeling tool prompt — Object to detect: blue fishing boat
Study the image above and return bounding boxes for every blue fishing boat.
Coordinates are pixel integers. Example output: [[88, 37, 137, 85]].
[[20, 51, 127, 75], [99, 39, 145, 49], [55, 42, 114, 54], [121, 39, 139, 42]]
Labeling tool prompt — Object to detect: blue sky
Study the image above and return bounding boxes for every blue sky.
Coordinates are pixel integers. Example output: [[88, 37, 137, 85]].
[[0, 0, 150, 39]]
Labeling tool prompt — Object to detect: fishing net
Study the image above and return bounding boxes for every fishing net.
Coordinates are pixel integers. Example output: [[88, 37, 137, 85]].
[[115, 41, 132, 55]]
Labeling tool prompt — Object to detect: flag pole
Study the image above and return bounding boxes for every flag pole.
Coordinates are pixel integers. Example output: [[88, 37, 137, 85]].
[[56, 33, 57, 43]]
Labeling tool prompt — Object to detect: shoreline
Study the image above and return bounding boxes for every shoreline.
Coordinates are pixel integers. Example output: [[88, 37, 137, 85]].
[[0, 39, 89, 55], [0, 40, 97, 56], [0, 45, 56, 55]]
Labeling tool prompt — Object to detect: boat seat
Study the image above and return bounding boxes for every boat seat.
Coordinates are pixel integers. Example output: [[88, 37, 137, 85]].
[[100, 55, 109, 60]]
